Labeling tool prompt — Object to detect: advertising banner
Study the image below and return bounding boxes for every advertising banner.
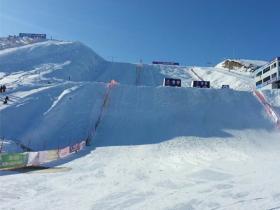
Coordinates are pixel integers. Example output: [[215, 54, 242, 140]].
[[0, 153, 28, 169], [1, 139, 87, 169], [222, 85, 230, 89], [59, 146, 70, 158], [164, 78, 181, 87], [38, 151, 48, 163], [27, 152, 40, 166], [19, 33, 46, 39], [70, 143, 80, 153], [192, 81, 210, 88], [46, 150, 59, 162], [254, 91, 280, 125], [152, 61, 179, 66]]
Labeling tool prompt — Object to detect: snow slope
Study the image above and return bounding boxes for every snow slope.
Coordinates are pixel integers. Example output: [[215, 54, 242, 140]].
[[0, 35, 46, 50], [1, 126, 280, 210], [0, 40, 258, 90], [1, 40, 280, 210], [0, 40, 166, 86], [189, 67, 255, 91], [93, 85, 273, 147]]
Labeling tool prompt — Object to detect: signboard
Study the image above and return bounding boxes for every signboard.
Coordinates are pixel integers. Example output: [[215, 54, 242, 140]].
[[163, 78, 181, 87], [191, 81, 210, 88], [152, 61, 179, 66], [0, 153, 28, 169], [19, 33, 46, 39]]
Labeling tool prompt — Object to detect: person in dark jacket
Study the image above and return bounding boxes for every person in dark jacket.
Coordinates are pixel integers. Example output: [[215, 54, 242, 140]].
[[3, 96, 9, 104]]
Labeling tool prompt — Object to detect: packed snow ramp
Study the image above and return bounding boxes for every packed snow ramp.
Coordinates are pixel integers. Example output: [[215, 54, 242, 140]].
[[93, 85, 274, 147]]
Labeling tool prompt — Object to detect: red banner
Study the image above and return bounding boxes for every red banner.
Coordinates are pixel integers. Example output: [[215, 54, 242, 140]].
[[254, 90, 279, 126], [59, 146, 70, 158]]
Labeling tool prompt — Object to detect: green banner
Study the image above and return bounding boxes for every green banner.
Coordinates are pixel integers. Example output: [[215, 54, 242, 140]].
[[0, 153, 28, 169]]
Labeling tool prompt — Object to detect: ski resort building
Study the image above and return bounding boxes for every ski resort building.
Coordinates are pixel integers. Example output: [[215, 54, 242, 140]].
[[255, 57, 280, 89]]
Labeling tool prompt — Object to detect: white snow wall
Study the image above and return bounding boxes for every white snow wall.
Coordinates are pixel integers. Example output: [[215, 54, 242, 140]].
[[0, 83, 274, 150], [93, 85, 274, 147]]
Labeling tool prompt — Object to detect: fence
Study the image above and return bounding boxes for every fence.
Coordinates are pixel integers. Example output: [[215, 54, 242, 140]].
[[0, 80, 118, 170], [86, 80, 118, 146], [0, 140, 86, 170], [253, 90, 280, 129]]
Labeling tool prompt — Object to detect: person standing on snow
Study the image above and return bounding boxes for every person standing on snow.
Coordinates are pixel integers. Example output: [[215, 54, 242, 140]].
[[3, 96, 9, 104]]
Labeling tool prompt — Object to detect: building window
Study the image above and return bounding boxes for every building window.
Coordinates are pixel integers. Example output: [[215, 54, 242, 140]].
[[272, 73, 277, 78], [256, 80, 262, 86], [271, 62, 277, 69], [263, 66, 270, 74], [256, 71, 262, 77], [263, 76, 271, 83]]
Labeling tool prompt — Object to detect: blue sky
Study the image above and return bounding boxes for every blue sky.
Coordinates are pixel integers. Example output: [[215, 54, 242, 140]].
[[0, 0, 279, 66]]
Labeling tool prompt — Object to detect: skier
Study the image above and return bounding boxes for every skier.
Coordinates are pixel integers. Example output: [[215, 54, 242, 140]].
[[3, 96, 9, 104], [2, 85, 6, 92]]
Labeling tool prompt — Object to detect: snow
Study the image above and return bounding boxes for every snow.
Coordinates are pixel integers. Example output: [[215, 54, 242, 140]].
[[0, 36, 47, 50], [188, 67, 255, 91], [0, 86, 55, 111], [0, 39, 280, 210], [261, 90, 280, 107], [2, 132, 280, 210], [259, 89, 280, 115], [44, 85, 80, 115]]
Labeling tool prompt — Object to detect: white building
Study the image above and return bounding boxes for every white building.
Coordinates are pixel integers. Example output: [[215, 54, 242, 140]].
[[255, 57, 280, 89]]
